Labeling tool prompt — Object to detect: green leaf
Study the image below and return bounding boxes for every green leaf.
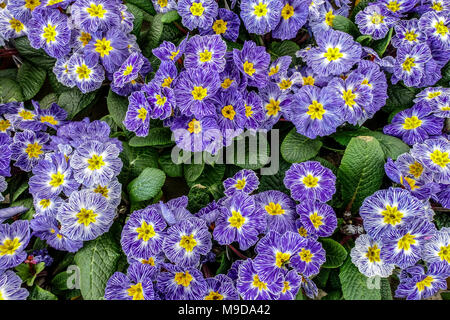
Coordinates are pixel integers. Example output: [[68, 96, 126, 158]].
[[29, 285, 58, 300], [215, 252, 231, 275], [269, 41, 300, 60], [187, 185, 211, 213], [315, 268, 331, 289], [17, 62, 46, 100], [119, 143, 159, 183], [337, 136, 385, 212], [258, 158, 291, 194], [380, 278, 393, 300], [184, 162, 205, 182], [11, 197, 34, 220], [320, 238, 348, 268], [281, 128, 322, 163], [13, 37, 56, 69], [107, 90, 128, 130], [371, 27, 393, 57], [125, 3, 144, 36], [232, 134, 271, 170], [0, 78, 23, 103], [15, 262, 45, 286], [58, 88, 97, 120], [51, 271, 69, 293], [127, 167, 166, 202], [438, 60, 450, 85], [356, 35, 372, 46], [74, 233, 121, 300], [12, 181, 28, 202], [339, 257, 381, 300], [40, 93, 59, 108], [161, 10, 180, 23], [332, 15, 360, 38], [384, 83, 418, 113], [47, 70, 71, 94], [125, 0, 156, 14], [158, 152, 183, 178], [0, 68, 17, 79], [143, 13, 163, 57], [129, 127, 173, 147]]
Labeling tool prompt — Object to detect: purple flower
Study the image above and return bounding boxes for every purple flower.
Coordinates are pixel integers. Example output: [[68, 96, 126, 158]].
[[123, 91, 151, 137], [267, 56, 292, 80], [152, 36, 189, 62], [0, 220, 30, 269], [419, 11, 449, 50], [233, 41, 271, 88], [273, 0, 309, 40], [71, 0, 121, 33], [199, 8, 241, 42], [177, 0, 218, 31], [392, 43, 434, 87], [67, 53, 105, 94], [392, 18, 428, 48], [11, 130, 49, 172], [184, 34, 227, 72], [290, 238, 325, 277], [153, 61, 178, 89], [105, 263, 155, 300], [0, 8, 27, 40], [259, 82, 291, 130], [243, 90, 265, 131], [223, 169, 260, 197], [355, 5, 398, 40], [142, 81, 175, 120], [203, 274, 239, 300], [279, 270, 302, 300], [411, 138, 450, 184], [240, 0, 283, 35], [113, 52, 150, 88], [0, 270, 29, 300], [297, 200, 337, 237], [157, 263, 207, 300]]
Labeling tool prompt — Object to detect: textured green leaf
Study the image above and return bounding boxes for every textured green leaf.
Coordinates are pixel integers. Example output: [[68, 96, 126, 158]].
[[0, 78, 23, 102], [315, 268, 331, 289], [11, 197, 34, 220], [158, 152, 183, 178], [17, 62, 46, 100], [215, 252, 231, 275], [51, 271, 69, 292], [320, 238, 348, 268], [281, 128, 322, 163], [339, 257, 381, 300], [356, 35, 372, 46], [47, 70, 71, 94], [74, 233, 121, 300], [107, 90, 128, 130], [13, 37, 56, 69], [384, 83, 418, 113], [58, 88, 97, 119], [125, 3, 144, 36], [129, 127, 173, 147], [184, 162, 205, 182], [380, 278, 393, 300], [12, 181, 28, 202], [119, 143, 159, 183], [337, 136, 385, 212], [29, 285, 58, 300], [0, 68, 17, 79], [15, 262, 45, 286], [161, 10, 180, 23], [127, 167, 166, 202], [270, 40, 300, 60], [258, 158, 290, 194], [371, 27, 393, 57], [232, 134, 270, 170], [143, 13, 163, 57], [332, 15, 360, 38], [40, 93, 59, 108], [126, 0, 155, 14]]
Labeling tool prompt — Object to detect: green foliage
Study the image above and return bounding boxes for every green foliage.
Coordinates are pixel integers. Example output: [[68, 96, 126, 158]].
[[158, 152, 183, 178], [332, 15, 360, 38], [13, 37, 56, 69], [129, 127, 174, 147], [339, 257, 381, 300], [29, 285, 58, 300], [161, 10, 180, 23], [107, 90, 129, 130], [270, 41, 300, 60], [143, 13, 164, 57], [127, 167, 166, 202], [187, 185, 211, 213], [58, 88, 98, 119], [371, 27, 393, 57], [319, 238, 348, 268], [281, 128, 322, 163], [17, 62, 46, 101], [0, 77, 23, 102], [15, 262, 45, 286]]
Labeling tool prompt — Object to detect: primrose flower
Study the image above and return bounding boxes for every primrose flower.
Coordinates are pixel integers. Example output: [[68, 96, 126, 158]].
[[24, 101, 67, 132], [142, 81, 175, 120], [392, 43, 434, 87], [223, 169, 260, 197], [359, 187, 427, 241], [88, 178, 122, 209], [350, 234, 395, 278], [4, 103, 35, 130], [0, 134, 12, 177], [57, 190, 115, 241], [67, 53, 105, 94], [240, 0, 283, 35], [123, 91, 151, 137], [297, 200, 337, 238], [177, 0, 218, 31], [185, 34, 227, 72], [0, 8, 27, 40], [105, 263, 155, 300], [233, 40, 271, 88], [279, 270, 302, 300], [11, 130, 49, 172], [113, 52, 149, 89], [157, 263, 207, 300], [0, 220, 30, 269], [259, 82, 291, 130], [272, 0, 309, 40], [213, 193, 266, 250], [267, 56, 292, 80], [33, 196, 63, 217], [7, 0, 40, 23], [236, 258, 284, 300], [153, 61, 178, 89], [0, 270, 29, 300], [392, 19, 428, 48], [243, 90, 265, 131], [254, 190, 297, 234], [71, 0, 121, 33], [411, 138, 450, 184], [53, 57, 76, 89], [380, 0, 417, 14], [212, 88, 246, 142], [152, 0, 177, 13], [423, 228, 450, 270], [419, 11, 449, 49], [203, 274, 239, 300], [199, 8, 241, 41], [305, 29, 362, 77], [152, 37, 189, 62], [429, 95, 450, 118], [290, 238, 325, 277], [355, 4, 398, 40], [0, 177, 6, 202]]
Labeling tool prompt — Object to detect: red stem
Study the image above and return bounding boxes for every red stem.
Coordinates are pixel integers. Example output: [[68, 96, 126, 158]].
[[227, 244, 248, 260]]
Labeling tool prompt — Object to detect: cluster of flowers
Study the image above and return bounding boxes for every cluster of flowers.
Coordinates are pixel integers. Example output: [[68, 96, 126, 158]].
[[0, 101, 122, 299], [104, 161, 338, 300], [0, 0, 147, 94], [351, 134, 450, 300]]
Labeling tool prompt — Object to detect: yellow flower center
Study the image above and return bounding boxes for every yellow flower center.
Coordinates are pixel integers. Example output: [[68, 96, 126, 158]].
[[279, 79, 292, 90], [265, 202, 285, 216], [221, 78, 234, 89], [191, 86, 208, 101], [179, 234, 197, 252], [281, 3, 294, 20], [141, 257, 155, 266], [93, 185, 109, 198], [309, 212, 323, 229], [49, 172, 64, 188], [156, 95, 167, 106], [302, 174, 318, 188], [86, 3, 106, 18], [427, 91, 441, 99], [430, 150, 450, 168], [199, 49, 212, 62], [0, 238, 21, 256], [254, 2, 268, 17], [243, 61, 256, 76], [252, 274, 268, 290], [381, 205, 404, 225], [298, 227, 308, 237], [325, 10, 335, 26], [221, 105, 236, 120], [299, 248, 313, 262], [95, 38, 113, 58], [0, 120, 11, 132], [39, 199, 51, 208], [228, 210, 246, 229], [416, 276, 433, 292], [174, 271, 193, 287], [432, 1, 443, 11], [282, 281, 291, 293], [235, 179, 246, 190], [9, 19, 24, 33], [275, 251, 291, 268], [404, 31, 418, 42], [123, 65, 133, 76], [402, 57, 416, 72], [268, 65, 279, 76], [47, 0, 63, 5], [136, 221, 156, 242], [87, 154, 105, 170], [435, 21, 448, 36], [137, 107, 147, 122], [245, 105, 253, 118], [127, 283, 144, 300], [213, 19, 228, 35], [303, 76, 315, 86], [371, 12, 384, 24], [409, 161, 423, 178], [157, 0, 168, 8], [361, 78, 372, 87], [162, 76, 173, 87], [43, 24, 57, 43], [403, 176, 419, 190], [188, 118, 202, 134], [25, 142, 43, 159], [266, 99, 281, 116], [402, 116, 422, 130], [306, 100, 325, 120], [342, 89, 356, 107], [76, 64, 91, 80], [438, 245, 450, 262], [190, 2, 204, 16], [365, 244, 381, 263], [19, 109, 34, 120], [25, 0, 40, 11], [170, 50, 179, 60], [76, 208, 98, 227], [324, 47, 343, 61], [40, 115, 58, 125], [205, 291, 224, 300], [386, 0, 400, 12], [79, 32, 92, 47]]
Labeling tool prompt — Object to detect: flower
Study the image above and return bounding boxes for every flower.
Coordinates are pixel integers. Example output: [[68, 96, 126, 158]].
[[105, 263, 155, 300], [383, 105, 444, 145], [254, 190, 297, 234], [113, 52, 148, 88], [7, 0, 40, 23], [236, 258, 284, 300], [153, 61, 178, 89], [243, 90, 265, 131], [213, 193, 266, 250], [429, 94, 450, 119], [33, 195, 63, 217], [0, 270, 29, 300], [203, 274, 239, 300], [157, 263, 207, 300], [174, 68, 220, 119], [411, 138, 450, 184], [0, 8, 27, 40], [240, 0, 283, 35], [355, 4, 398, 40], [290, 238, 325, 277], [423, 228, 450, 270], [152, 37, 189, 62], [32, 102, 67, 131], [177, 0, 218, 31], [142, 81, 176, 120], [392, 19, 428, 48], [88, 178, 122, 209], [162, 217, 212, 267], [53, 57, 76, 89], [350, 234, 395, 277], [0, 176, 7, 203], [233, 40, 271, 88], [381, 0, 417, 14], [297, 200, 337, 237], [67, 53, 105, 94], [259, 82, 291, 130], [11, 130, 49, 172], [57, 190, 115, 241], [223, 169, 260, 197], [0, 220, 30, 269], [273, 0, 309, 40], [70, 140, 122, 187], [152, 0, 177, 13], [123, 91, 151, 137], [27, 8, 70, 58], [199, 8, 240, 42], [267, 56, 292, 80], [0, 133, 12, 177], [283, 161, 336, 203], [185, 34, 227, 73], [71, 0, 121, 33], [359, 187, 427, 241], [287, 85, 343, 139], [392, 43, 434, 87], [279, 270, 302, 300], [419, 11, 449, 50], [305, 29, 362, 77], [195, 200, 220, 225]]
